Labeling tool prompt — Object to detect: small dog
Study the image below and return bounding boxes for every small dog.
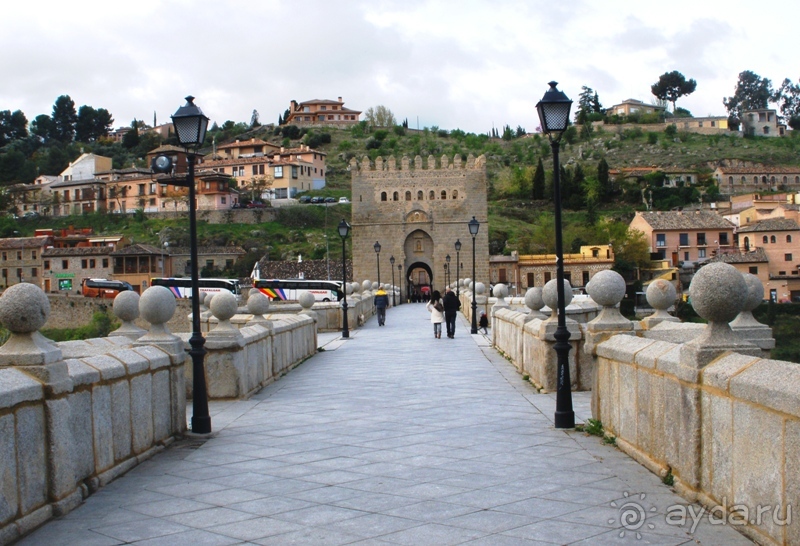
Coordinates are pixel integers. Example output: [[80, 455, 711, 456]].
[[357, 314, 366, 326]]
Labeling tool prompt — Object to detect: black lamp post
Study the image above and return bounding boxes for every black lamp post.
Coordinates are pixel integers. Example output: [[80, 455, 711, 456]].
[[398, 263, 403, 304], [446, 254, 451, 288], [536, 81, 575, 430], [443, 263, 448, 291], [469, 216, 479, 334], [374, 241, 381, 287], [390, 256, 396, 306], [338, 219, 351, 338], [455, 240, 462, 297], [172, 96, 211, 434]]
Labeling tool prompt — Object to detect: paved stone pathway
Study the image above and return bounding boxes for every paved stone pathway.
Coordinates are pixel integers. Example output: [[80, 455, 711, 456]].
[[20, 303, 753, 545]]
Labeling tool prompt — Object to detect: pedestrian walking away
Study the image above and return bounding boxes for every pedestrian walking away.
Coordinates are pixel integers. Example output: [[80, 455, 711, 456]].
[[479, 310, 489, 334], [426, 290, 444, 338], [442, 287, 461, 338], [374, 286, 389, 326]]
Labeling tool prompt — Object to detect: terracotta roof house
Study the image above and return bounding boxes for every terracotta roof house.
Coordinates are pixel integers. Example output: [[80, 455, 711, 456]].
[[167, 246, 246, 277], [111, 244, 169, 292], [630, 210, 735, 267], [0, 235, 53, 289], [284, 97, 361, 127], [606, 99, 665, 117], [41, 246, 116, 294], [714, 165, 800, 195]]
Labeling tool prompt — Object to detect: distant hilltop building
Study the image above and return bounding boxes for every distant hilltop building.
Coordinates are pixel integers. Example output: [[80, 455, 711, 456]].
[[283, 97, 361, 127]]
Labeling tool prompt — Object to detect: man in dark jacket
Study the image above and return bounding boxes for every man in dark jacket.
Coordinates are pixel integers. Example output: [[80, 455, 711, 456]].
[[442, 287, 461, 338], [374, 287, 389, 326]]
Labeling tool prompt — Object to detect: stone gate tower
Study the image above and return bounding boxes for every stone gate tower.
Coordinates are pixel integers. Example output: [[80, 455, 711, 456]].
[[350, 154, 489, 297]]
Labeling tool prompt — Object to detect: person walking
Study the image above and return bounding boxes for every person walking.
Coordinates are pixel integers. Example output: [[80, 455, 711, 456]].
[[479, 311, 489, 335], [442, 287, 461, 338], [374, 286, 389, 326], [426, 290, 444, 339]]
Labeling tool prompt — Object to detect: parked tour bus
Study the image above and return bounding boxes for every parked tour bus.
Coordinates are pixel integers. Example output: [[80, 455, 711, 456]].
[[81, 278, 134, 298], [253, 279, 343, 302], [150, 277, 242, 301]]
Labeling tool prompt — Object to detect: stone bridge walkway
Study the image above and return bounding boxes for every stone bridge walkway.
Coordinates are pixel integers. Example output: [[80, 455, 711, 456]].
[[21, 303, 752, 545]]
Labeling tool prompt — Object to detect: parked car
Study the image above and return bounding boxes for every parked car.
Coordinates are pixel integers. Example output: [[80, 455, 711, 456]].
[[324, 197, 337, 203], [298, 196, 312, 204], [231, 203, 242, 209], [22, 211, 39, 219], [246, 202, 267, 209], [338, 197, 350, 204], [310, 197, 322, 204]]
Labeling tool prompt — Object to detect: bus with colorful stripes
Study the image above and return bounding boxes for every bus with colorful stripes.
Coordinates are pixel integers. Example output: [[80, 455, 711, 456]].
[[150, 278, 242, 301], [253, 279, 343, 302]]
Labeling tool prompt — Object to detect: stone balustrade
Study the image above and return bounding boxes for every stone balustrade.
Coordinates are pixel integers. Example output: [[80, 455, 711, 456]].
[[488, 264, 787, 545], [0, 284, 187, 544]]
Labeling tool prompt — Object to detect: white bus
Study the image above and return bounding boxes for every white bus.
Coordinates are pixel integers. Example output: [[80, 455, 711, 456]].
[[253, 279, 343, 302], [150, 277, 242, 301]]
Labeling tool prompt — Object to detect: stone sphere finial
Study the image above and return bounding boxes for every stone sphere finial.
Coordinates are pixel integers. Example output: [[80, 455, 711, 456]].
[[210, 291, 238, 323], [525, 287, 545, 312], [0, 283, 61, 366], [345, 283, 353, 296], [362, 280, 372, 292], [689, 262, 746, 323], [139, 285, 177, 327], [542, 279, 573, 310], [475, 282, 486, 296], [248, 288, 260, 301], [110, 290, 147, 340], [492, 284, 508, 299], [586, 270, 626, 307], [0, 282, 50, 333], [464, 278, 472, 290], [372, 282, 379, 291], [740, 273, 764, 312], [646, 279, 677, 311], [247, 291, 270, 316], [298, 291, 315, 310], [113, 290, 140, 323]]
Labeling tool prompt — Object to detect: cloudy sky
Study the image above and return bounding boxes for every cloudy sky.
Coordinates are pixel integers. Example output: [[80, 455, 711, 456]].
[[2, 0, 798, 135]]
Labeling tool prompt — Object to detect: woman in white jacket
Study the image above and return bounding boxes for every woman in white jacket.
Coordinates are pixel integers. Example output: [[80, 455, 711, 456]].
[[426, 290, 444, 339]]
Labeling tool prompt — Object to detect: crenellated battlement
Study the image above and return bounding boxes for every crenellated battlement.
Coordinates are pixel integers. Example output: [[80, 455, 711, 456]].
[[350, 153, 486, 173]]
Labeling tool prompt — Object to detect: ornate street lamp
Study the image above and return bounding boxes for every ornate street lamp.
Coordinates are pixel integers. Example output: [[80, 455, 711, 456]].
[[374, 241, 381, 287], [172, 96, 211, 434], [469, 216, 480, 334], [390, 255, 396, 306], [455, 240, 462, 297], [398, 263, 403, 304], [446, 254, 451, 288], [536, 81, 574, 430], [338, 219, 351, 338], [443, 263, 448, 291]]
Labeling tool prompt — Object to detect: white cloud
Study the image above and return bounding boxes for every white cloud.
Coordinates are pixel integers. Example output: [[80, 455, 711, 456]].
[[1, 0, 799, 134]]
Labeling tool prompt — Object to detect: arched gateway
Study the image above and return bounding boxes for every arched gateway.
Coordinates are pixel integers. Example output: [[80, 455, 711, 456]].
[[350, 154, 489, 298]]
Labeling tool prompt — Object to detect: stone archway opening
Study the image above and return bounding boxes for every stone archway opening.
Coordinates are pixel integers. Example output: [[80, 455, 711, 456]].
[[406, 261, 432, 302]]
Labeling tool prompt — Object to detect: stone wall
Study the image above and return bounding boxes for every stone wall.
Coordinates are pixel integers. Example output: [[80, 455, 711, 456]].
[[595, 337, 797, 546], [45, 294, 192, 333], [0, 285, 187, 545]]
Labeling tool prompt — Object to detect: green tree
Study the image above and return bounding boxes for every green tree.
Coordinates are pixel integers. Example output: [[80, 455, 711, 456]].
[[50, 95, 78, 142], [775, 77, 800, 130], [122, 119, 140, 149], [651, 71, 697, 113], [597, 158, 611, 202], [0, 110, 28, 146], [31, 114, 52, 143], [575, 86, 603, 123], [250, 109, 260, 127], [363, 105, 396, 128], [532, 158, 545, 200], [723, 70, 774, 121]]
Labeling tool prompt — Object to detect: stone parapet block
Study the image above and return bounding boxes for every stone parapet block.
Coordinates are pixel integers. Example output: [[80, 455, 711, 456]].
[[0, 368, 43, 409], [729, 359, 800, 418]]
